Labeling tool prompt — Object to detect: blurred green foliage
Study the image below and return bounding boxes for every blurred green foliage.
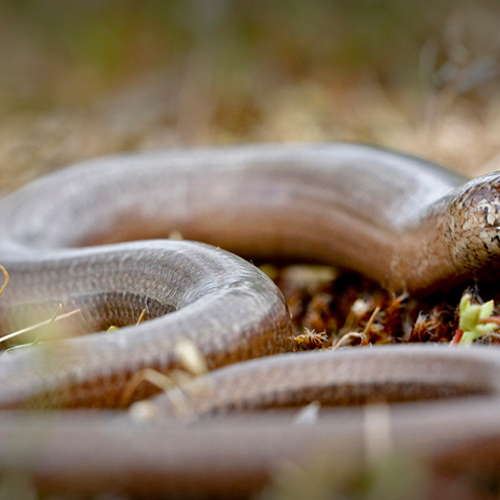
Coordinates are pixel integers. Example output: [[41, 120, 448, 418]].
[[0, 1, 454, 72], [2, 0, 498, 109]]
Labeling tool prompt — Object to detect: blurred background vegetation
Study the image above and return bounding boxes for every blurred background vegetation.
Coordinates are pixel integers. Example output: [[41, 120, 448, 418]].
[[1, 0, 500, 187]]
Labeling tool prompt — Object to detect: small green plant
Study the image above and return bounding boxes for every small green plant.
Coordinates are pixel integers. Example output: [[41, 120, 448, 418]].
[[456, 294, 498, 345]]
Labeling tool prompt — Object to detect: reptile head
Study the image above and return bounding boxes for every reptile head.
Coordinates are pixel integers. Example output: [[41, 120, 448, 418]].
[[445, 171, 500, 277]]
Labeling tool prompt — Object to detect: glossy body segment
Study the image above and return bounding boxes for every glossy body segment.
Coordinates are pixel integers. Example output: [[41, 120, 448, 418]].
[[0, 143, 478, 290]]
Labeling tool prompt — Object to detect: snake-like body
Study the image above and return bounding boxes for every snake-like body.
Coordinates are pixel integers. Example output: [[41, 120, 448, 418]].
[[2, 143, 500, 498]]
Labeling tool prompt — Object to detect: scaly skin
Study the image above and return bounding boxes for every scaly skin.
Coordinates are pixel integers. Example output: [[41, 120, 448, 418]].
[[1, 143, 500, 498]]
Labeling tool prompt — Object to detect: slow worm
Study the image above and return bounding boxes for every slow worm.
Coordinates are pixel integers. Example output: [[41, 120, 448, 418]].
[[1, 143, 500, 497]]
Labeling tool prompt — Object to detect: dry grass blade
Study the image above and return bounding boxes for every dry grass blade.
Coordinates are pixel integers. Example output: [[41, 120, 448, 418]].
[[175, 339, 209, 376], [0, 265, 9, 298], [119, 368, 193, 415], [0, 308, 81, 346], [135, 308, 147, 326], [332, 332, 366, 349], [121, 340, 210, 416]]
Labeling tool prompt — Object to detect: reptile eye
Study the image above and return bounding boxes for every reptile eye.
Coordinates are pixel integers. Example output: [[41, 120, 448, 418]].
[[457, 176, 500, 232]]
